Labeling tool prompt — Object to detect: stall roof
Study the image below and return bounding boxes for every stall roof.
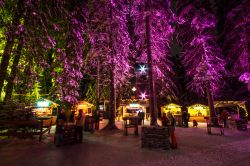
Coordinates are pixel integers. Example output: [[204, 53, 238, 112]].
[[162, 103, 182, 108], [77, 101, 94, 107], [187, 104, 208, 109], [120, 99, 149, 106], [35, 98, 59, 108], [214, 101, 247, 111]]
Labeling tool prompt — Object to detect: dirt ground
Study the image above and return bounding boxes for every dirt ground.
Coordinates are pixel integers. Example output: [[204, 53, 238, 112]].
[[1, 121, 250, 166]]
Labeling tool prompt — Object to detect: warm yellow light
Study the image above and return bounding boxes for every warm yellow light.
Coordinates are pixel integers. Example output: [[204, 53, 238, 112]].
[[194, 106, 204, 110], [78, 104, 88, 107], [167, 105, 176, 108]]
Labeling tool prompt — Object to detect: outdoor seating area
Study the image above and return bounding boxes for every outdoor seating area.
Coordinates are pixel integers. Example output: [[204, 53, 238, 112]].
[[0, 118, 52, 141]]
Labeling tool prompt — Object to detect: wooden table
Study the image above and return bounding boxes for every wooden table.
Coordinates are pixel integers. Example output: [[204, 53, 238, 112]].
[[123, 116, 139, 136]]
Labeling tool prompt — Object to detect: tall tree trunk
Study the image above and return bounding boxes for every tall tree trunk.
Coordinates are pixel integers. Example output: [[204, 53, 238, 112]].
[[106, 2, 117, 129], [0, 38, 15, 97], [96, 57, 100, 111], [4, 37, 24, 102], [206, 81, 216, 119], [0, 0, 23, 96], [126, 0, 137, 90], [145, 0, 157, 126]]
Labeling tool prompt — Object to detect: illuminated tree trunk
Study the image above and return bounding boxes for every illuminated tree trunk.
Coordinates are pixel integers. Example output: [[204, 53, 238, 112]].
[[206, 81, 216, 119], [126, 0, 137, 88], [106, 3, 117, 129], [145, 1, 157, 126], [96, 57, 100, 111], [4, 37, 24, 102], [0, 38, 15, 97], [0, 0, 23, 96]]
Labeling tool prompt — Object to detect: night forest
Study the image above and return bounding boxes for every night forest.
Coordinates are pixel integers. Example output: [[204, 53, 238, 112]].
[[0, 0, 249, 117]]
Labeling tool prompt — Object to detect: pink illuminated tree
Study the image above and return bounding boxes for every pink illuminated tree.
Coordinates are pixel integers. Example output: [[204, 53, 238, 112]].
[[177, 6, 226, 117], [223, 0, 250, 91], [84, 0, 130, 129], [131, 0, 175, 125]]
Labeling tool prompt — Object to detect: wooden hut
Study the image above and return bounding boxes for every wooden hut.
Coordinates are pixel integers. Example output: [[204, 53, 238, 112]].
[[161, 103, 182, 116], [214, 101, 248, 120], [187, 104, 209, 122], [76, 101, 94, 116]]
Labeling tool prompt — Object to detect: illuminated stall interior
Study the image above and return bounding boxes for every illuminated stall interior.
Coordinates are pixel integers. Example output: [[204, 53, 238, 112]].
[[33, 98, 58, 117], [76, 100, 94, 116], [187, 104, 209, 122], [214, 101, 248, 120], [119, 99, 149, 117], [161, 103, 182, 116]]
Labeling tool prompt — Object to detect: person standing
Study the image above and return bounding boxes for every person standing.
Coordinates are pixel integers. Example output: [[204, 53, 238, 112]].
[[186, 112, 190, 127], [75, 109, 84, 143], [94, 110, 100, 130], [221, 110, 229, 128], [168, 112, 177, 149], [70, 111, 76, 123], [161, 113, 169, 127], [55, 108, 67, 147], [182, 111, 187, 127]]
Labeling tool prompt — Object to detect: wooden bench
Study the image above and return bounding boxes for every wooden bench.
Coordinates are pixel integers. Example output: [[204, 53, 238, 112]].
[[0, 119, 52, 141], [123, 116, 139, 136], [206, 117, 224, 135]]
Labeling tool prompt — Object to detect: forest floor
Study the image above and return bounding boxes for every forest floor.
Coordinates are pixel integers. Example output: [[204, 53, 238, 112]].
[[1, 121, 250, 166]]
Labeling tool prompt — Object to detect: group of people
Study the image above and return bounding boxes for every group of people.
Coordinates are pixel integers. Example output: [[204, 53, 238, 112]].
[[55, 109, 97, 147]]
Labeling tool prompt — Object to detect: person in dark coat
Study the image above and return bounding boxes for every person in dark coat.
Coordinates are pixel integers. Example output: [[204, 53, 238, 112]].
[[93, 110, 100, 130], [75, 109, 84, 143], [55, 108, 67, 147], [161, 113, 169, 127], [182, 111, 187, 127]]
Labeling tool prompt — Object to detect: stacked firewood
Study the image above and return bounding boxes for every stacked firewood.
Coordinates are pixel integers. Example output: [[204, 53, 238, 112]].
[[141, 126, 171, 150]]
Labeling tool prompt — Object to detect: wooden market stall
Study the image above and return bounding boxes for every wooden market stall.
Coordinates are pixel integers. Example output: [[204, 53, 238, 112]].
[[161, 103, 182, 126], [75, 100, 94, 116], [214, 101, 248, 120], [119, 99, 149, 118], [187, 104, 209, 122], [214, 101, 248, 130], [161, 103, 182, 116], [33, 98, 59, 125]]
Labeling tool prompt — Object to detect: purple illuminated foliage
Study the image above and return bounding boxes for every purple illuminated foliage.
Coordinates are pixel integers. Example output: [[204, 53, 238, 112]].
[[55, 2, 85, 105], [132, 0, 175, 95], [0, 0, 4, 7], [178, 6, 226, 96], [18, 0, 85, 104], [223, 0, 250, 83], [84, 0, 131, 89]]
